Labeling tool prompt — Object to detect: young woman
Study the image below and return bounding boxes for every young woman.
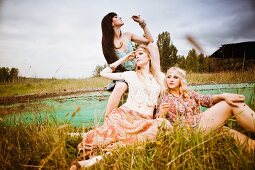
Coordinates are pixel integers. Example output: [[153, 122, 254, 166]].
[[101, 12, 160, 116], [156, 67, 255, 151], [70, 45, 169, 169]]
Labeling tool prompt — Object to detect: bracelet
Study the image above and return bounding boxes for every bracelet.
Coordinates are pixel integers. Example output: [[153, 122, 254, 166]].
[[139, 20, 146, 28], [108, 64, 116, 72]]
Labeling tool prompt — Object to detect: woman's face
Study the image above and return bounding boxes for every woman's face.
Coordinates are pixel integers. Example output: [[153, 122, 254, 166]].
[[112, 15, 124, 27], [134, 49, 150, 67], [166, 73, 181, 90]]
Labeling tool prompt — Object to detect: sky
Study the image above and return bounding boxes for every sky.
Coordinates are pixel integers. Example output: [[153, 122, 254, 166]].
[[0, 0, 254, 78]]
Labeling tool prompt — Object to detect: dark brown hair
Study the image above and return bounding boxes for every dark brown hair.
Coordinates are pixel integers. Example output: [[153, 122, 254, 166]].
[[101, 12, 126, 72]]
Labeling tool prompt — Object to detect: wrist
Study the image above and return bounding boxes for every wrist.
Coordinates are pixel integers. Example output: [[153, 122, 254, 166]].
[[108, 64, 116, 72], [221, 93, 228, 100], [139, 20, 146, 28]]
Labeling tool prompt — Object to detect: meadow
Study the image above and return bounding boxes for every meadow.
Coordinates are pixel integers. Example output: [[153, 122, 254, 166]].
[[0, 71, 255, 169], [1, 70, 255, 97]]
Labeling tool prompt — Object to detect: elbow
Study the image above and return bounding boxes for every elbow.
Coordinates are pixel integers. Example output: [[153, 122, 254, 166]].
[[100, 70, 105, 77], [150, 38, 154, 43], [145, 39, 154, 44]]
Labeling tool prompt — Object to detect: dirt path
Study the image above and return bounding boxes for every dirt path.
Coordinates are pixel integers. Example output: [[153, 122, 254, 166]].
[[0, 88, 105, 105]]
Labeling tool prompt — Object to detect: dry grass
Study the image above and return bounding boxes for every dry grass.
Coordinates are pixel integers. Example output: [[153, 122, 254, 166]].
[[0, 76, 111, 97], [186, 70, 255, 84], [0, 71, 255, 169], [0, 71, 255, 97]]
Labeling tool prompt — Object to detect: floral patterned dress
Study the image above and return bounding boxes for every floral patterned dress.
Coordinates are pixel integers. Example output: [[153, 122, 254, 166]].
[[78, 71, 169, 156], [156, 90, 213, 128]]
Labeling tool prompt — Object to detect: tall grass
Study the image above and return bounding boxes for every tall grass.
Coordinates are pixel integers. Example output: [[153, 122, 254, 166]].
[[0, 108, 84, 169], [93, 128, 254, 170], [1, 115, 254, 169], [1, 98, 254, 169], [0, 71, 255, 169]]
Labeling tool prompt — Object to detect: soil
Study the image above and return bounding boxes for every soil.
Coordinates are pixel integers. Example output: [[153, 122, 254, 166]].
[[0, 88, 105, 105]]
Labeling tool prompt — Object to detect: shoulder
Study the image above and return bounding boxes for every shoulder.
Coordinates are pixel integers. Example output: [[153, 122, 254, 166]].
[[188, 90, 199, 97], [123, 71, 136, 77], [123, 32, 133, 39], [123, 71, 137, 83]]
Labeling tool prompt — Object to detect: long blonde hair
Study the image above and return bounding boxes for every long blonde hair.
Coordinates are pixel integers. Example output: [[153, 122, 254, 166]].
[[135, 45, 165, 94], [165, 67, 189, 99]]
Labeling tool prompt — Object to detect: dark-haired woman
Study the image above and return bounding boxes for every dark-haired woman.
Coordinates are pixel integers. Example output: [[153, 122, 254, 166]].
[[101, 12, 160, 116]]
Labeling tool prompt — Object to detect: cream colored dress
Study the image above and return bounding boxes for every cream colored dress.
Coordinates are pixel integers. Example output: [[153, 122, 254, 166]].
[[78, 71, 169, 155]]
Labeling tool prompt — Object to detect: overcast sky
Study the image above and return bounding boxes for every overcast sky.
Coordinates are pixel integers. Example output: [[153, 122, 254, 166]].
[[0, 0, 254, 78]]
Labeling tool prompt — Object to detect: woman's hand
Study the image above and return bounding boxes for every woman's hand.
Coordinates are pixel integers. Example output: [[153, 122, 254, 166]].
[[131, 15, 144, 24], [159, 119, 172, 130], [222, 93, 245, 107], [158, 103, 171, 118], [123, 51, 135, 62]]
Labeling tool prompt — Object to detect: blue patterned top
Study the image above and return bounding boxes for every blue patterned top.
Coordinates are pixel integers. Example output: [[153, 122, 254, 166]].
[[115, 41, 134, 71]]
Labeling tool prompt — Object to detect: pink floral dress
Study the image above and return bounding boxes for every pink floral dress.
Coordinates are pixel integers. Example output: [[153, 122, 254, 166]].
[[156, 90, 213, 128], [78, 71, 170, 156]]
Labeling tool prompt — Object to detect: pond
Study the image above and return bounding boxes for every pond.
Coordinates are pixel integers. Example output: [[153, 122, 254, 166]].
[[1, 83, 254, 127]]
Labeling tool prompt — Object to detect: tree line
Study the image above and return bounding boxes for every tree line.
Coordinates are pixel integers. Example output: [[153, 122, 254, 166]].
[[94, 31, 210, 76], [0, 67, 19, 82], [157, 31, 210, 73]]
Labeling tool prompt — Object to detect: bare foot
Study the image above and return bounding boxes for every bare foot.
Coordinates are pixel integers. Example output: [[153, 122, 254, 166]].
[[70, 165, 77, 170]]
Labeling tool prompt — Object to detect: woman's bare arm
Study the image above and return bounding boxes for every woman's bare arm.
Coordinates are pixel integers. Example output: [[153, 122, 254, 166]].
[[100, 51, 135, 80]]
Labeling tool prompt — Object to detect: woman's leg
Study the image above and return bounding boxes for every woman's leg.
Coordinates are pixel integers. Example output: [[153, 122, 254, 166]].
[[199, 101, 255, 133], [224, 127, 255, 152], [105, 82, 128, 116]]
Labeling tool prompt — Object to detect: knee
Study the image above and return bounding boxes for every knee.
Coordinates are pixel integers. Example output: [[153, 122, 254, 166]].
[[114, 82, 128, 93], [219, 101, 247, 114], [219, 100, 244, 107]]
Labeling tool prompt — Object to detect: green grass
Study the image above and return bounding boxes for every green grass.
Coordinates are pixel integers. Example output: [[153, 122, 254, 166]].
[[1, 115, 254, 169], [0, 71, 255, 97], [0, 71, 255, 169], [0, 76, 111, 97], [94, 128, 254, 170]]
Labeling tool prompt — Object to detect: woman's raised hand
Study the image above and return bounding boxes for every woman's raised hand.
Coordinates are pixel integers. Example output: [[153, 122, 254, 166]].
[[131, 15, 144, 24], [123, 51, 135, 62]]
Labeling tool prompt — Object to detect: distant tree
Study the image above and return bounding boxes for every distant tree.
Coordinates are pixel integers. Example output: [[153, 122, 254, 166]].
[[157, 31, 178, 72], [197, 53, 209, 72], [93, 64, 107, 77], [176, 55, 186, 70], [186, 49, 199, 72], [9, 68, 19, 82], [169, 43, 178, 66], [0, 67, 10, 82], [204, 56, 210, 72]]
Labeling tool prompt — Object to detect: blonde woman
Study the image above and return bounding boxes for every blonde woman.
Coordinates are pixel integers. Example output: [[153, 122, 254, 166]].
[[70, 45, 169, 169], [156, 67, 255, 151], [101, 12, 160, 116]]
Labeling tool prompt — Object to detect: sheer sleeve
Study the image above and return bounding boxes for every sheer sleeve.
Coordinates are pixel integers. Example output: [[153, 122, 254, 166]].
[[122, 71, 134, 83], [190, 90, 214, 108]]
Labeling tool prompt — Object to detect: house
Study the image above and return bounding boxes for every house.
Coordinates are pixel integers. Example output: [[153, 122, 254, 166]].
[[209, 41, 255, 71]]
